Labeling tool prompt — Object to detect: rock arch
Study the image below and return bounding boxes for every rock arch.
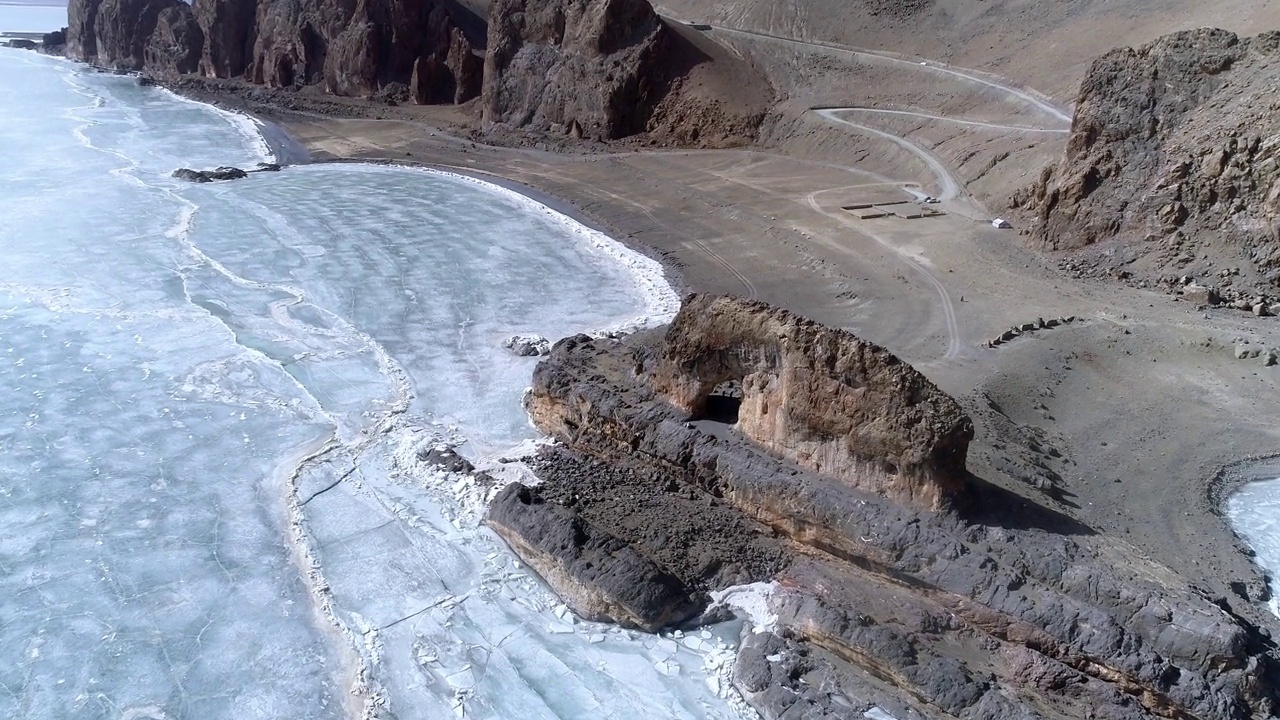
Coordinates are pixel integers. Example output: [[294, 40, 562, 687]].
[[651, 294, 973, 511]]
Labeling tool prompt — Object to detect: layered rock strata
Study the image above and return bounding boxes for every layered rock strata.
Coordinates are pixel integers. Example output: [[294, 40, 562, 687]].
[[1016, 28, 1280, 288], [490, 294, 1279, 719], [650, 294, 972, 511]]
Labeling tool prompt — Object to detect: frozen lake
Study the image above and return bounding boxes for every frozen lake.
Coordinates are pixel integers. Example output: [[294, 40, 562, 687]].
[[0, 40, 754, 720]]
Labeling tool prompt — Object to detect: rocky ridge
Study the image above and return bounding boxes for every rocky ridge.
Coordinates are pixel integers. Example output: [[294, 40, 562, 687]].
[[490, 294, 1280, 719], [1016, 28, 1280, 295], [62, 0, 769, 144]]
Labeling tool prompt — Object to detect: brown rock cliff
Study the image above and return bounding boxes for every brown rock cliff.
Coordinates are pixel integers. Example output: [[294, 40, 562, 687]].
[[1016, 28, 1280, 286], [650, 294, 972, 511]]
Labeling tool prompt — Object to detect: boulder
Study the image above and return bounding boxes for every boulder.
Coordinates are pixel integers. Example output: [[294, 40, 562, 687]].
[[1182, 283, 1221, 306], [171, 166, 248, 182], [171, 168, 212, 183], [502, 334, 551, 357]]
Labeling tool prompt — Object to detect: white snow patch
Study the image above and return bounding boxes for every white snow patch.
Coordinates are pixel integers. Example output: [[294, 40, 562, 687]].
[[710, 582, 778, 634], [864, 708, 901, 720]]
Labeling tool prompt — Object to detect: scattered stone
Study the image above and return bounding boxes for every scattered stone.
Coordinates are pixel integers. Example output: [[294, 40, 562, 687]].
[[1181, 283, 1221, 306], [171, 168, 212, 183], [1235, 342, 1262, 360]]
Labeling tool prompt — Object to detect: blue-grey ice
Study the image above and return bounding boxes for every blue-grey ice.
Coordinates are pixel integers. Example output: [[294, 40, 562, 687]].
[[0, 40, 754, 720]]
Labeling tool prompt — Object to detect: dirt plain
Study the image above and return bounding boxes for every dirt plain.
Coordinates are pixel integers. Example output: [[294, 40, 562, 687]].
[[174, 4, 1280, 633]]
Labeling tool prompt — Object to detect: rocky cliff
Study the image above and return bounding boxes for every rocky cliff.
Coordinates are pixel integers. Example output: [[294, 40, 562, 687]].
[[64, 0, 768, 143], [1016, 29, 1280, 289], [492, 294, 1280, 719], [482, 0, 769, 142], [66, 0, 489, 101], [67, 0, 200, 71]]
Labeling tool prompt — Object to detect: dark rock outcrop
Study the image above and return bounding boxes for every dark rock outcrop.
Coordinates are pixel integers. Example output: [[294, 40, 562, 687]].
[[482, 0, 768, 142], [172, 164, 278, 182], [67, 0, 198, 70], [65, 0, 767, 143], [488, 483, 707, 631], [192, 0, 255, 79], [492, 294, 1280, 719], [66, 0, 485, 101], [145, 5, 203, 74], [1016, 29, 1280, 288]]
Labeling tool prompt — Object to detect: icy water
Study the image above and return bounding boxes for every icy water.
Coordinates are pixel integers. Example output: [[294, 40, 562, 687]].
[[0, 43, 755, 720], [1227, 478, 1280, 617]]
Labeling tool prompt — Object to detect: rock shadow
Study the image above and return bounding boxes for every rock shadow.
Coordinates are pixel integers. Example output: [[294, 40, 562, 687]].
[[957, 471, 1096, 536]]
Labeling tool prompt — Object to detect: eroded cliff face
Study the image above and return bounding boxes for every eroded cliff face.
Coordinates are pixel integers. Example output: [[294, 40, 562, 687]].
[[482, 0, 667, 139], [67, 0, 200, 71], [494, 295, 1280, 719], [66, 0, 485, 101], [1016, 29, 1280, 286], [651, 294, 972, 511], [481, 0, 769, 143], [65, 0, 767, 143]]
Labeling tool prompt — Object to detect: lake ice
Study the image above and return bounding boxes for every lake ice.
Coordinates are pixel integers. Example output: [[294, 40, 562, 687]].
[[0, 43, 757, 720]]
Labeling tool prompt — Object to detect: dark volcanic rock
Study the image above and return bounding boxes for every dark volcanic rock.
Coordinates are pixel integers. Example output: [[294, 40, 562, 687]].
[[494, 294, 1280, 719], [488, 483, 706, 631], [1017, 28, 1280, 289], [68, 0, 196, 70], [482, 0, 768, 142], [145, 4, 203, 74], [172, 165, 251, 182]]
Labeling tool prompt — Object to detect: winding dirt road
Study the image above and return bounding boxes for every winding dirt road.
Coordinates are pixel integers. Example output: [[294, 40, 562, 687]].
[[704, 24, 1074, 125]]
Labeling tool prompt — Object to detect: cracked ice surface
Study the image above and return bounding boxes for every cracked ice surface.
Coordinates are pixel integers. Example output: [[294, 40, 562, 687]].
[[0, 47, 749, 719], [0, 51, 343, 719]]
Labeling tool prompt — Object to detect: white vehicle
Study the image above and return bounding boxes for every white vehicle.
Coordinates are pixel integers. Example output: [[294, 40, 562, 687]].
[[991, 218, 1012, 229]]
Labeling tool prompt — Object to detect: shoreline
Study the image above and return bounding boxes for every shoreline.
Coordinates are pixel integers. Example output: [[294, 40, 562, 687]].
[[226, 105, 695, 299], [160, 74, 1280, 632]]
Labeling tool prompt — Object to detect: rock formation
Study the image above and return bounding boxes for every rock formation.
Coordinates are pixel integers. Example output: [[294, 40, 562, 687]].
[[491, 294, 1280, 719], [650, 294, 972, 511], [482, 0, 768, 142], [67, 0, 200, 71], [66, 0, 486, 100], [63, 0, 765, 143], [1016, 29, 1280, 288]]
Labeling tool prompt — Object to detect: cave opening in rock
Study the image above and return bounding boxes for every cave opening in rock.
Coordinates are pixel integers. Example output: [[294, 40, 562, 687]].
[[701, 379, 742, 424]]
